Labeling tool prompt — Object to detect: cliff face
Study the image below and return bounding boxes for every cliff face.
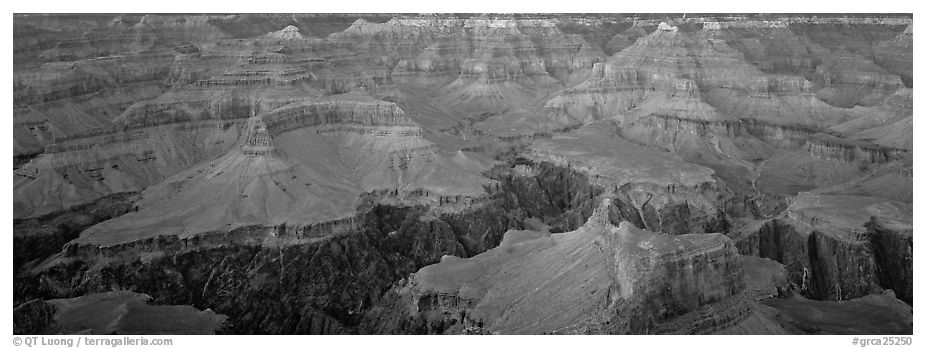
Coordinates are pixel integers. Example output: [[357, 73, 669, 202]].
[[13, 119, 245, 218], [15, 157, 754, 334], [13, 14, 912, 335], [735, 193, 911, 302], [13, 192, 137, 273], [368, 199, 744, 334], [16, 198, 524, 334], [866, 218, 913, 304], [14, 291, 227, 335]]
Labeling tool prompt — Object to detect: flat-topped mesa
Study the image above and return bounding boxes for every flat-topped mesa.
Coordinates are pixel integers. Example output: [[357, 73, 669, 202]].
[[383, 199, 744, 334], [264, 93, 420, 137]]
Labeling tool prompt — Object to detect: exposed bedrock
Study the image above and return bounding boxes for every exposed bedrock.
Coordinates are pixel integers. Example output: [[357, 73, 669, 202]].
[[735, 193, 911, 302], [14, 56, 171, 107], [805, 229, 879, 301], [745, 219, 879, 301], [713, 291, 912, 335], [13, 91, 427, 220], [603, 26, 647, 54], [15, 155, 753, 334], [14, 291, 227, 335], [326, 17, 606, 97], [707, 22, 907, 107], [12, 300, 61, 335], [364, 199, 744, 334], [520, 125, 755, 235], [804, 135, 908, 164], [264, 93, 416, 136], [486, 160, 604, 233], [13, 75, 167, 157], [511, 158, 738, 236], [541, 19, 911, 138], [13, 192, 138, 274], [36, 19, 166, 63], [15, 200, 517, 334], [12, 13, 914, 335], [13, 160, 602, 333], [14, 35, 178, 155], [542, 68, 650, 121], [13, 15, 112, 68], [866, 218, 913, 304], [873, 25, 912, 87], [616, 114, 909, 203], [13, 119, 245, 218]]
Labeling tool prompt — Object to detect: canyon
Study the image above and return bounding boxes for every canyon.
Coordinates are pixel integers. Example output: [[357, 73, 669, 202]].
[[12, 13, 913, 335]]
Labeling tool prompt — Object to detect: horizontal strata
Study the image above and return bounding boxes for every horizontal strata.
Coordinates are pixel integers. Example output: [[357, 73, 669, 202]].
[[14, 291, 227, 334], [625, 114, 909, 164], [264, 98, 417, 136], [383, 198, 743, 334], [734, 192, 911, 302]]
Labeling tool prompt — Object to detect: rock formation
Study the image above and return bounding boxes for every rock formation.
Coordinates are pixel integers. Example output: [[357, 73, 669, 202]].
[[367, 199, 744, 334], [12, 13, 913, 335], [14, 291, 227, 334]]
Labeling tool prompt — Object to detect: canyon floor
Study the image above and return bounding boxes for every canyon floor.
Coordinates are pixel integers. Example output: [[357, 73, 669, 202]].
[[12, 13, 913, 335]]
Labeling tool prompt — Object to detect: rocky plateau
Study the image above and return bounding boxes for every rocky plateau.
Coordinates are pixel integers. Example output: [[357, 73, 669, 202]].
[[12, 13, 913, 335]]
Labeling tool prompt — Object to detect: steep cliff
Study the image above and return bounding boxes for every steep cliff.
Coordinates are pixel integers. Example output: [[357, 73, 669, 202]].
[[368, 199, 744, 334], [736, 193, 911, 302]]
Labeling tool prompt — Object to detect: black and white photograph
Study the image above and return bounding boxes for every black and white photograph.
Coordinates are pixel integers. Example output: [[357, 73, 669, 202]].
[[6, 1, 921, 345]]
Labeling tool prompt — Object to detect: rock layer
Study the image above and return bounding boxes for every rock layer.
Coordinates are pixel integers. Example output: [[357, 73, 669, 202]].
[[370, 199, 744, 334]]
